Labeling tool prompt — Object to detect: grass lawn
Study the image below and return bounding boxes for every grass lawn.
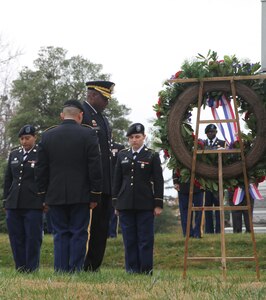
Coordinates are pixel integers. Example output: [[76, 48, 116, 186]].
[[0, 232, 266, 299]]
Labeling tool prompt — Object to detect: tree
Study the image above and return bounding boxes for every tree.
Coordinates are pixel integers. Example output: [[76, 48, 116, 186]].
[[0, 45, 132, 232], [0, 37, 21, 232], [0, 157, 7, 232], [105, 99, 131, 144], [8, 46, 131, 145], [0, 36, 21, 157]]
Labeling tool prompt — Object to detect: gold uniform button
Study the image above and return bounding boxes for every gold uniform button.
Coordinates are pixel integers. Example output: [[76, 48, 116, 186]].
[[131, 183, 133, 186]]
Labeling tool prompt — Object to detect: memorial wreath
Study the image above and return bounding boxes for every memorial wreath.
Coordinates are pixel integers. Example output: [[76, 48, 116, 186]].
[[153, 50, 266, 192]]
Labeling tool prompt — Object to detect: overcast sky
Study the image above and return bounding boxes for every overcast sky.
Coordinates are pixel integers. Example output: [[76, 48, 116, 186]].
[[1, 0, 263, 195], [0, 0, 262, 130]]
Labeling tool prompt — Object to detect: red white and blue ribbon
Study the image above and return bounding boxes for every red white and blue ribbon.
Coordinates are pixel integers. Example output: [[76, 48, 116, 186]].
[[249, 183, 263, 200], [233, 187, 245, 205], [220, 95, 239, 143], [207, 94, 238, 146], [232, 184, 264, 205], [210, 106, 230, 145]]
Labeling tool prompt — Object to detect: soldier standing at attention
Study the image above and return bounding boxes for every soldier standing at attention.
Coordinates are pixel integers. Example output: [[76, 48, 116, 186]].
[[203, 124, 225, 234], [82, 80, 115, 272], [35, 100, 102, 272], [3, 125, 44, 272], [112, 123, 164, 275]]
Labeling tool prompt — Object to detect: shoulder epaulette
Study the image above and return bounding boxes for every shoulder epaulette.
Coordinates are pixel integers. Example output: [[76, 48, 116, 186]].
[[121, 148, 129, 152], [81, 124, 93, 129], [10, 145, 21, 152], [43, 125, 58, 132], [145, 147, 155, 153]]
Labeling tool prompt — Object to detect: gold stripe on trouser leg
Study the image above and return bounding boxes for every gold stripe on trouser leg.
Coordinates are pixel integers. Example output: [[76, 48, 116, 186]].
[[85, 209, 93, 255]]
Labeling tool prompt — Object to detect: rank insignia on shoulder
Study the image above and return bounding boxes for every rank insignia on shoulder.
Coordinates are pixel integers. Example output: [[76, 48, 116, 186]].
[[82, 124, 93, 129], [44, 125, 58, 132], [11, 146, 20, 152]]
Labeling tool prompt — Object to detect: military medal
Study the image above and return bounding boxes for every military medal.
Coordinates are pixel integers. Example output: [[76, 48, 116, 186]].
[[29, 160, 35, 168], [92, 120, 97, 127], [112, 149, 118, 156], [139, 161, 149, 168]]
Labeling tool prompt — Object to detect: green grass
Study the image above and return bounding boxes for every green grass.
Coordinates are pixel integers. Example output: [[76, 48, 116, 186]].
[[0, 233, 266, 299]]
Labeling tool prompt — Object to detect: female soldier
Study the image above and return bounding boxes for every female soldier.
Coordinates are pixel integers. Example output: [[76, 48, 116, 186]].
[[3, 125, 44, 272], [112, 123, 164, 275]]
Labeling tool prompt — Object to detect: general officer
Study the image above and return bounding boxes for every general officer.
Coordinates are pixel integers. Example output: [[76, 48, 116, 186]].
[[3, 125, 44, 272], [203, 124, 226, 234], [82, 80, 115, 272], [112, 123, 164, 274], [35, 100, 102, 273]]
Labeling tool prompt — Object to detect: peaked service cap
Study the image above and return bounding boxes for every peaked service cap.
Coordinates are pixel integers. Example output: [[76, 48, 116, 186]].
[[86, 80, 115, 99]]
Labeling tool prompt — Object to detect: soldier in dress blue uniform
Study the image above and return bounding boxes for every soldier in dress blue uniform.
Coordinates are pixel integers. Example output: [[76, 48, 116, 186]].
[[112, 123, 164, 274], [35, 100, 102, 272], [82, 80, 115, 271], [3, 125, 44, 272], [203, 124, 226, 234]]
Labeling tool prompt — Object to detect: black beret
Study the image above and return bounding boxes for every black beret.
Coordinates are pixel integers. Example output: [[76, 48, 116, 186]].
[[18, 125, 36, 137], [86, 80, 115, 99], [63, 100, 84, 113], [205, 124, 217, 133], [126, 123, 145, 137]]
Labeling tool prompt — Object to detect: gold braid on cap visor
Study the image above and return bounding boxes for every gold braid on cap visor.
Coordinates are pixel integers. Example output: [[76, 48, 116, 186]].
[[88, 85, 113, 99]]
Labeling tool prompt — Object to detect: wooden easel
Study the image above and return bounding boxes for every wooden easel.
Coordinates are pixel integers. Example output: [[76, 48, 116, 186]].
[[181, 76, 261, 280]]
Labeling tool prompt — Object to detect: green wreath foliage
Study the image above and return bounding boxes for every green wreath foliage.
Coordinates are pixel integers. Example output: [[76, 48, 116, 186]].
[[153, 50, 266, 192]]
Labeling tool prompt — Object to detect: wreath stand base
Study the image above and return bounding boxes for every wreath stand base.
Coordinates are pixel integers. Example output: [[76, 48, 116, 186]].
[[176, 76, 262, 280]]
